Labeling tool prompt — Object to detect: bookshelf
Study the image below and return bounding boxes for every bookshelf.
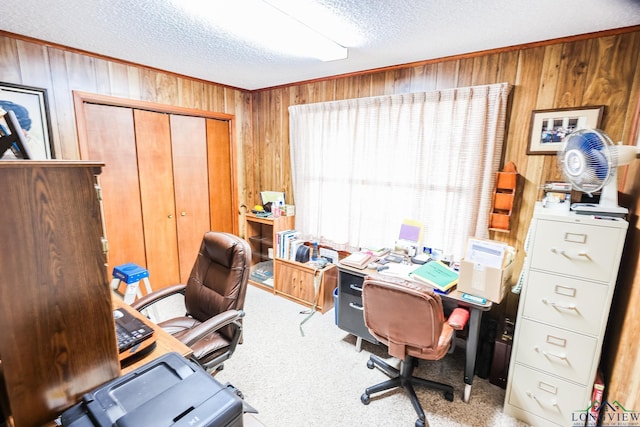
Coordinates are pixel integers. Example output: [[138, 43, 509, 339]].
[[245, 213, 295, 290], [244, 213, 336, 312]]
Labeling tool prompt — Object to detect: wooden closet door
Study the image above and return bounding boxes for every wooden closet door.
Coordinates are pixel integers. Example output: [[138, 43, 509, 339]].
[[171, 114, 211, 283], [207, 118, 234, 233], [81, 104, 147, 271], [134, 110, 181, 288], [75, 93, 238, 290]]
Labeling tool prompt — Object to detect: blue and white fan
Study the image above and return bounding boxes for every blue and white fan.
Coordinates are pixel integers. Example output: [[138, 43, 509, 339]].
[[558, 128, 638, 217]]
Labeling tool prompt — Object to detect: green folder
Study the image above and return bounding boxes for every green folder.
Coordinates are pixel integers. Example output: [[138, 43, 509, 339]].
[[409, 260, 459, 292]]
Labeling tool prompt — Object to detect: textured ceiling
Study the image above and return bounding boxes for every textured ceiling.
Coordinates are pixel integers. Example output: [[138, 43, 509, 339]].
[[2, 0, 640, 90]]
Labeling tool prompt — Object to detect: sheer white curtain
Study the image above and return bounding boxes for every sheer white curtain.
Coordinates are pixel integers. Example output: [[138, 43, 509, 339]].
[[289, 82, 511, 260]]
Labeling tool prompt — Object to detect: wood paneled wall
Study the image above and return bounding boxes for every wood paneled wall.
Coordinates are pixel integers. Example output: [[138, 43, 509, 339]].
[[250, 29, 640, 407], [0, 32, 253, 221], [1, 28, 639, 408]]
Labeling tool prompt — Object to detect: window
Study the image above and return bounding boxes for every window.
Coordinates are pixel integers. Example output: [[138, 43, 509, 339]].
[[289, 82, 512, 260]]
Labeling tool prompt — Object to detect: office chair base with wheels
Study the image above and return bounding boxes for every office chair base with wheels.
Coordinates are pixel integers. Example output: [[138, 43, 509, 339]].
[[361, 354, 454, 427]]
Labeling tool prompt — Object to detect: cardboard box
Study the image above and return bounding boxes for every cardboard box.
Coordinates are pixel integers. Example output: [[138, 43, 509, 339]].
[[284, 204, 295, 216], [458, 259, 514, 303]]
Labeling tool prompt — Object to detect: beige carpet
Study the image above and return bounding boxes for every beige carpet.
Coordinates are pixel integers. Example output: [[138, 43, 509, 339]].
[[158, 285, 529, 427]]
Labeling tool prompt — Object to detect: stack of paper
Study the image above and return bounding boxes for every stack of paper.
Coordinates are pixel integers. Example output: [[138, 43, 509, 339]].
[[340, 252, 372, 269], [361, 247, 391, 258]]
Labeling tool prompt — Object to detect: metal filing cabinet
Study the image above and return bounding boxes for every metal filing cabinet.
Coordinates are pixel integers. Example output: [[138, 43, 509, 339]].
[[504, 203, 628, 426]]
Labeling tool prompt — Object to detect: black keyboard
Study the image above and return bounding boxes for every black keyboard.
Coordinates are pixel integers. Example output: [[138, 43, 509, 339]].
[[113, 308, 154, 352]]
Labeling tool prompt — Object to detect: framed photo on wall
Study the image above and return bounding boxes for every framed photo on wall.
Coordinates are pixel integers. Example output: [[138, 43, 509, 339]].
[[527, 105, 604, 155], [0, 82, 54, 159]]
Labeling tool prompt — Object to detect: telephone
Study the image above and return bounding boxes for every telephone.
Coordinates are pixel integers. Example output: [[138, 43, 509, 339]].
[[310, 258, 329, 269]]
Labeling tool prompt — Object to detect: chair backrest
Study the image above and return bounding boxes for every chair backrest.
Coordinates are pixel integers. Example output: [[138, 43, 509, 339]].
[[183, 232, 251, 339], [362, 275, 447, 360]]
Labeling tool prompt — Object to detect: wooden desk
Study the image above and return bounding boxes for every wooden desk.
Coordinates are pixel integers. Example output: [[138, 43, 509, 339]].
[[112, 298, 193, 374], [2, 300, 193, 427], [31, 301, 193, 426]]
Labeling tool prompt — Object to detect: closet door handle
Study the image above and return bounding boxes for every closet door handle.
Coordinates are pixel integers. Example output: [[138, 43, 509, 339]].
[[181, 211, 187, 216], [168, 214, 174, 219]]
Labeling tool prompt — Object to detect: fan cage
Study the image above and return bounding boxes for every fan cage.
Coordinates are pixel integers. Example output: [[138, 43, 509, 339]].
[[558, 129, 615, 195]]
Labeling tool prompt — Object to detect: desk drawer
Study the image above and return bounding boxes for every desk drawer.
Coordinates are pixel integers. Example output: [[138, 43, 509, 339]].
[[337, 291, 379, 344], [508, 364, 588, 426], [523, 270, 609, 336], [530, 219, 622, 282], [339, 271, 365, 297], [514, 319, 597, 385]]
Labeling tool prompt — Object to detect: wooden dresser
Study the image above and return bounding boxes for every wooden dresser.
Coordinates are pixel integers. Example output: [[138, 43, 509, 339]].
[[504, 203, 628, 426], [0, 161, 120, 427]]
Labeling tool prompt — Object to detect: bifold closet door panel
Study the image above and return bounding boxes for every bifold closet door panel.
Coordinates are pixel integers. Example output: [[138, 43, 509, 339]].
[[81, 103, 147, 271], [207, 118, 234, 233], [134, 109, 181, 288], [170, 114, 211, 284]]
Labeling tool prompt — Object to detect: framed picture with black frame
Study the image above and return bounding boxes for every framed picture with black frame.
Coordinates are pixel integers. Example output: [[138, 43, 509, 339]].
[[0, 82, 54, 159], [527, 105, 604, 155]]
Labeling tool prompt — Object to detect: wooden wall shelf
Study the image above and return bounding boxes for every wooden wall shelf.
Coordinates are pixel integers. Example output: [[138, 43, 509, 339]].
[[489, 161, 521, 232]]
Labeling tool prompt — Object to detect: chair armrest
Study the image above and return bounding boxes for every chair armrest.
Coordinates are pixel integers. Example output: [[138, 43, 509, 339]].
[[448, 307, 470, 331], [130, 283, 187, 312], [178, 310, 245, 347]]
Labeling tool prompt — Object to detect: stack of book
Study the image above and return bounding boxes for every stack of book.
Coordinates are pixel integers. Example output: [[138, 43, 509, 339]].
[[275, 229, 304, 261], [587, 370, 605, 427], [408, 260, 459, 293], [340, 252, 372, 269]]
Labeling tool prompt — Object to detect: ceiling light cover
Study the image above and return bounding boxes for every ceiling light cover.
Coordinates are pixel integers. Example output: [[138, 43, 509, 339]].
[[173, 0, 348, 61]]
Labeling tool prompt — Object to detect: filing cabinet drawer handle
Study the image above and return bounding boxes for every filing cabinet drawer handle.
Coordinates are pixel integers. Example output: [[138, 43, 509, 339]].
[[542, 298, 577, 311], [349, 284, 363, 292], [550, 247, 592, 261], [349, 302, 364, 311], [526, 391, 558, 408], [543, 350, 567, 361], [577, 251, 592, 260], [535, 346, 568, 361], [550, 247, 572, 259]]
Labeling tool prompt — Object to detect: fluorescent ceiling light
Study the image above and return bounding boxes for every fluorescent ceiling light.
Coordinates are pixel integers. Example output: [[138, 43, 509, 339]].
[[172, 0, 349, 61]]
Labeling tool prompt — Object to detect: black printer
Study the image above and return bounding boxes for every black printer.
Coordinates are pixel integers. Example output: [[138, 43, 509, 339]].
[[60, 352, 243, 427]]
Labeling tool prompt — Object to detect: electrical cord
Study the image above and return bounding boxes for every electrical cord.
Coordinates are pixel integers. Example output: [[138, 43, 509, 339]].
[[298, 264, 324, 336]]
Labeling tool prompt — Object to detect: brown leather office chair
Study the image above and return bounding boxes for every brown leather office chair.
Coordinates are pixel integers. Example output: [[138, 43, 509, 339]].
[[360, 275, 457, 427], [132, 231, 251, 373]]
